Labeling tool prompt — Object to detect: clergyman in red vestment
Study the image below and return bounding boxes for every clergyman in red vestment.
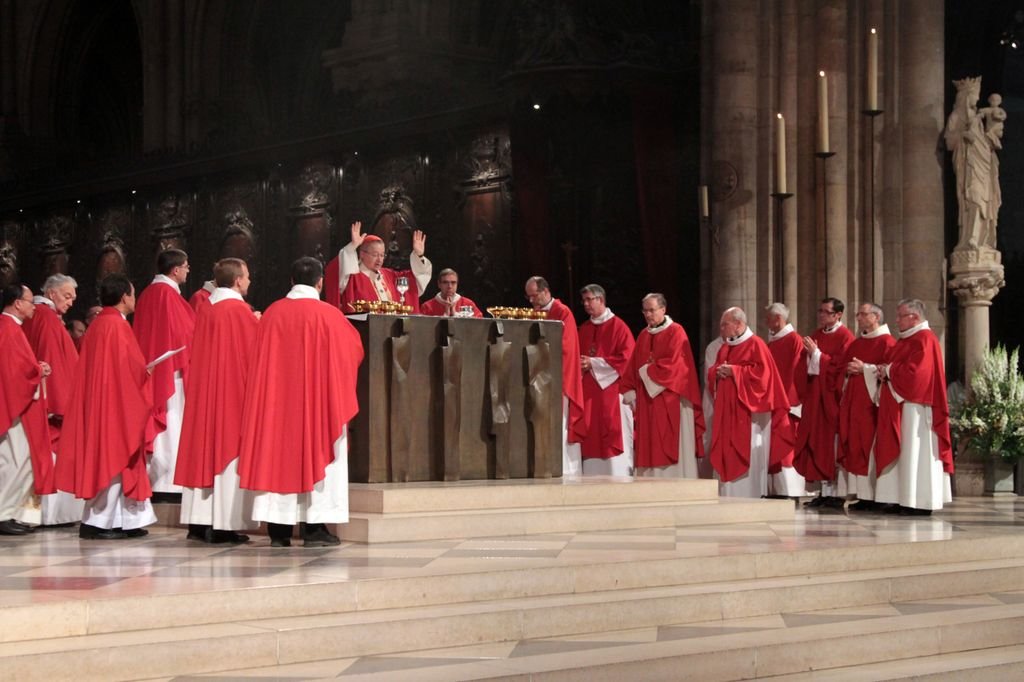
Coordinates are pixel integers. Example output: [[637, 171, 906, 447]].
[[763, 302, 807, 498], [56, 275, 156, 540], [575, 284, 635, 476], [133, 248, 196, 494], [22, 274, 85, 524], [420, 268, 484, 318], [238, 257, 364, 547], [526, 275, 587, 476], [175, 259, 260, 543], [0, 285, 54, 534], [621, 293, 704, 478]]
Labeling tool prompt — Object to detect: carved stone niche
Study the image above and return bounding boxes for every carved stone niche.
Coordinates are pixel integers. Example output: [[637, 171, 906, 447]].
[[40, 214, 75, 276], [456, 134, 512, 202], [0, 219, 21, 287], [221, 207, 256, 263], [151, 193, 192, 253], [94, 206, 131, 281], [372, 183, 418, 271], [289, 163, 335, 263]]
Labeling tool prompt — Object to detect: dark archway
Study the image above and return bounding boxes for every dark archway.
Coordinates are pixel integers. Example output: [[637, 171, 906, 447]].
[[52, 0, 143, 165]]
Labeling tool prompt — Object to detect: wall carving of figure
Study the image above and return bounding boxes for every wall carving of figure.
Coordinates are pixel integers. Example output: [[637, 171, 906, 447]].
[[40, 214, 74, 276], [221, 208, 256, 262], [96, 230, 127, 281], [152, 193, 192, 251], [945, 77, 1005, 252], [0, 242, 17, 287], [372, 184, 418, 271]]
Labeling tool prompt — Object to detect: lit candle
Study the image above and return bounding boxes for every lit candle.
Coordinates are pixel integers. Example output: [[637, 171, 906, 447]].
[[698, 185, 709, 219], [775, 113, 787, 194], [817, 70, 830, 153], [867, 28, 879, 111]]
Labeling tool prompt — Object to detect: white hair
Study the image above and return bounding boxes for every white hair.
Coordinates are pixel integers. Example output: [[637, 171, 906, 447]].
[[897, 298, 927, 320], [43, 274, 78, 293], [724, 306, 747, 324], [764, 302, 789, 321]]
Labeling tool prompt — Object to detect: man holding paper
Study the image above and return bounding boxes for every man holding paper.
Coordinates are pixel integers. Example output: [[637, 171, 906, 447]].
[[56, 275, 157, 539], [133, 248, 196, 495]]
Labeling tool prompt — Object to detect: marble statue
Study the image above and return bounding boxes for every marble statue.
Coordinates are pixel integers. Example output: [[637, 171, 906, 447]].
[[945, 77, 1004, 252]]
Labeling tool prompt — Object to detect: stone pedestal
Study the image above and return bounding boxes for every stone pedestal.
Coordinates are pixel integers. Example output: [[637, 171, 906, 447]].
[[948, 246, 1005, 381]]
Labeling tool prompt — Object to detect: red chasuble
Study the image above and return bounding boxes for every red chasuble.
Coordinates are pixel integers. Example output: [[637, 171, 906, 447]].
[[22, 303, 79, 449], [708, 334, 793, 482], [837, 331, 897, 476], [0, 316, 54, 494], [546, 298, 587, 444], [420, 295, 484, 318], [238, 297, 363, 494], [621, 321, 705, 467], [875, 327, 954, 474], [578, 314, 635, 459], [133, 281, 195, 449], [793, 325, 854, 481], [188, 287, 212, 313], [174, 299, 259, 488], [324, 257, 422, 313], [767, 331, 806, 411], [55, 309, 153, 501]]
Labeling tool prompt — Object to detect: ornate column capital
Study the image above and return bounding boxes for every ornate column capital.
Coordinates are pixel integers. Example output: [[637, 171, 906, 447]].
[[949, 246, 1005, 305]]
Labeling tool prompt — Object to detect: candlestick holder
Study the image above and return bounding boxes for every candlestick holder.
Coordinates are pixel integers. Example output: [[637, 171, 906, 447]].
[[815, 151, 836, 293], [770, 192, 794, 302], [862, 109, 884, 301]]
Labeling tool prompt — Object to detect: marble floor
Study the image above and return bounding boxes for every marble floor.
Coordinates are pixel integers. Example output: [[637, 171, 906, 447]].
[[3, 496, 1024, 681]]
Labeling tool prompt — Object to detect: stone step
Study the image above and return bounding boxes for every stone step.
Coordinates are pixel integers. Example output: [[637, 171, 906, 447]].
[[5, 532, 1024, 645], [4, 556, 1024, 680], [349, 476, 720, 513], [321, 605, 1024, 681], [341, 497, 796, 542]]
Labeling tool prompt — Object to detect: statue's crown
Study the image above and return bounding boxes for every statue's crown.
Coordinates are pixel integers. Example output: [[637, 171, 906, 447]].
[[953, 76, 982, 90]]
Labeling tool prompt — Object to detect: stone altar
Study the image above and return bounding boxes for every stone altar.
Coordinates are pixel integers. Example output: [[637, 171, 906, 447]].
[[347, 314, 564, 483]]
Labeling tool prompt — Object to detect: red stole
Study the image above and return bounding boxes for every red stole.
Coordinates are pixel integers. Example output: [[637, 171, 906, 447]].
[[0, 316, 54, 494], [238, 297, 364, 494], [175, 299, 260, 487], [875, 328, 954, 474], [793, 324, 854, 481], [546, 298, 587, 444], [22, 304, 79, 450], [55, 309, 153, 501], [708, 333, 793, 482], [578, 315, 635, 459], [133, 281, 195, 450], [621, 321, 705, 467], [837, 331, 896, 476]]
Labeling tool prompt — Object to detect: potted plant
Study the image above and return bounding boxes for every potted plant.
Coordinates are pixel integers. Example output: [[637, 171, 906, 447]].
[[949, 345, 1024, 494]]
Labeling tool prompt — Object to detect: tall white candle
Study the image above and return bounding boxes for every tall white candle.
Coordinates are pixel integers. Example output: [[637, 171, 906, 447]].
[[698, 185, 709, 219], [775, 113, 787, 194], [817, 70, 830, 153], [867, 28, 879, 111]]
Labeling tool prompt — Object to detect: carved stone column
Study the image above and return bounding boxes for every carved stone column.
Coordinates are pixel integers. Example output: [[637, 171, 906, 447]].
[[949, 249, 1005, 381]]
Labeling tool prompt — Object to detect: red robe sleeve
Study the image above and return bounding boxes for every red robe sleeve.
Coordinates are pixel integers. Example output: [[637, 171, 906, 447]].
[[547, 299, 587, 443], [1, 317, 54, 494], [133, 282, 195, 450], [23, 305, 79, 420]]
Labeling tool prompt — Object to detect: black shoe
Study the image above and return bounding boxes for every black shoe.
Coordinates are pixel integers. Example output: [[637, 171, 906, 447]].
[[303, 526, 341, 547], [8, 519, 34, 533], [79, 524, 127, 540], [880, 503, 901, 515], [0, 519, 30, 535], [187, 524, 213, 542], [267, 522, 293, 547], [211, 530, 249, 544], [899, 507, 932, 516], [824, 496, 847, 510], [804, 496, 827, 508], [123, 528, 149, 538], [848, 500, 878, 512]]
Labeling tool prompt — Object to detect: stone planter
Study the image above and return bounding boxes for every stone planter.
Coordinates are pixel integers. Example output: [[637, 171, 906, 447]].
[[985, 457, 1016, 494]]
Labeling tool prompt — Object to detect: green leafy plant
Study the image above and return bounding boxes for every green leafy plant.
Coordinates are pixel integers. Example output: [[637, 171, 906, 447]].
[[950, 345, 1024, 461]]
